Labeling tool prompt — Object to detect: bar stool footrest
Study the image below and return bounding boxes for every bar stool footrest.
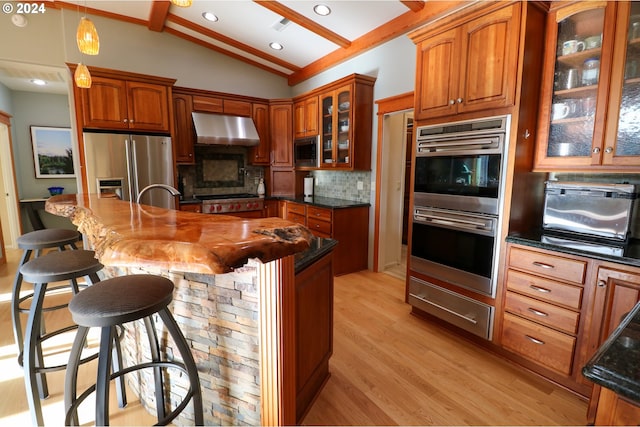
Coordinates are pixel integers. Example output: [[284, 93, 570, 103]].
[[65, 360, 196, 426]]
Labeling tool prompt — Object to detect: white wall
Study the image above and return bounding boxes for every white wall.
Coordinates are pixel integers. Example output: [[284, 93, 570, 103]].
[[0, 9, 292, 99]]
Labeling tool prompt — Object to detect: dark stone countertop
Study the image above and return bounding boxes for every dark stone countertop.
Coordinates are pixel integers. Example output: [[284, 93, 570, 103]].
[[506, 229, 640, 269], [294, 237, 338, 274], [273, 195, 370, 209], [583, 300, 640, 403]]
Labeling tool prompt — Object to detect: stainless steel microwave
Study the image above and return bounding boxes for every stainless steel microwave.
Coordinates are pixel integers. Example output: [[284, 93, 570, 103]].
[[294, 135, 320, 168]]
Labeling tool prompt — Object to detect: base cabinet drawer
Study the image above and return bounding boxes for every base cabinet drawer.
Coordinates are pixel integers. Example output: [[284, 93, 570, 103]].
[[506, 269, 583, 309], [502, 312, 575, 376], [408, 277, 493, 339], [307, 217, 331, 236], [508, 246, 587, 284], [505, 291, 580, 334], [287, 212, 306, 225]]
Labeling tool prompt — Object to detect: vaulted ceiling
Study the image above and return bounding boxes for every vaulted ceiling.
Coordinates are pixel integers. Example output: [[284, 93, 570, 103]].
[[48, 0, 469, 85]]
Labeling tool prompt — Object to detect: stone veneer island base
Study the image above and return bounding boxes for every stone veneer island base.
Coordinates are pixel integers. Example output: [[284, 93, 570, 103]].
[[45, 194, 322, 426]]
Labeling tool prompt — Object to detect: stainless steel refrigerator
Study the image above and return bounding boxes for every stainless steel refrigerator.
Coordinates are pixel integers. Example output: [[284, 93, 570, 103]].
[[83, 132, 175, 208]]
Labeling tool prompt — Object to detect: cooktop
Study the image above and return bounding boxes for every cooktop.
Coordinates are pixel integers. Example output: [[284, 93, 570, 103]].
[[195, 193, 258, 200]]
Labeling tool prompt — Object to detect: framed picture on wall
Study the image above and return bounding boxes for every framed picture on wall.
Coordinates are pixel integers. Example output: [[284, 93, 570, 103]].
[[30, 126, 75, 178]]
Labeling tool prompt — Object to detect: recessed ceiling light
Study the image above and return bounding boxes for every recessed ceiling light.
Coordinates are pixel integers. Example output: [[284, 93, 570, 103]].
[[11, 14, 28, 27], [30, 79, 47, 86], [202, 12, 218, 22], [313, 4, 331, 16], [269, 42, 284, 51]]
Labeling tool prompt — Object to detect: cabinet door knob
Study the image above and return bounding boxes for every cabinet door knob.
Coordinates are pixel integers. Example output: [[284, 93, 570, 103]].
[[597, 280, 607, 287], [523, 129, 531, 140], [592, 147, 601, 154], [449, 99, 455, 105], [123, 118, 128, 123], [605, 146, 614, 154], [456, 98, 463, 104]]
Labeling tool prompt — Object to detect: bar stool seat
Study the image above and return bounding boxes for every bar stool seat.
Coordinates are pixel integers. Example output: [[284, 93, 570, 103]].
[[12, 228, 81, 365], [65, 274, 203, 426], [19, 249, 112, 427]]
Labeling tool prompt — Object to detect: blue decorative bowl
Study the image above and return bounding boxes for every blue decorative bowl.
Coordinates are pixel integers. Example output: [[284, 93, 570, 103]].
[[47, 186, 64, 196]]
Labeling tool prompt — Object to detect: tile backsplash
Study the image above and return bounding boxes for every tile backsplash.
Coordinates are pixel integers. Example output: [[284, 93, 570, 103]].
[[308, 170, 371, 203]]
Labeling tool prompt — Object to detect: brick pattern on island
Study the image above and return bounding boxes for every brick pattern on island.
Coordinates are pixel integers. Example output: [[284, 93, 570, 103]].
[[100, 259, 262, 426]]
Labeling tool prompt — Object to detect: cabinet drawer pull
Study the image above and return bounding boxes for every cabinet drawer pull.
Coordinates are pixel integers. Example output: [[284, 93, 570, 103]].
[[527, 307, 548, 317], [529, 284, 551, 293], [532, 261, 554, 269], [525, 335, 545, 345]]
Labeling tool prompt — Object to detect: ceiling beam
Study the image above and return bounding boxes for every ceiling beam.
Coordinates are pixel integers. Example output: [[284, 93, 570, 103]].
[[400, 1, 425, 12], [149, 1, 171, 32], [288, 0, 470, 86], [167, 13, 301, 73], [254, 0, 352, 49]]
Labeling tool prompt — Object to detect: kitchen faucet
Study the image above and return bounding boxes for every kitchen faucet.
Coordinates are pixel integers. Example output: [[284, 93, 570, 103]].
[[136, 184, 181, 204]]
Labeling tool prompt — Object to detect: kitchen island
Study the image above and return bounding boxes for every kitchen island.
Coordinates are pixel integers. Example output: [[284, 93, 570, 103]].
[[583, 301, 640, 424], [45, 194, 326, 426]]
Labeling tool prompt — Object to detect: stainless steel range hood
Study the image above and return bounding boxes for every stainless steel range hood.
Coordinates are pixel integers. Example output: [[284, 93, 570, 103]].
[[192, 112, 260, 146]]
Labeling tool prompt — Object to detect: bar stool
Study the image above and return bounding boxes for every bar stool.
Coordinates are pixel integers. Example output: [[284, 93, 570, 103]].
[[19, 249, 126, 427], [64, 274, 203, 426], [12, 228, 81, 365]]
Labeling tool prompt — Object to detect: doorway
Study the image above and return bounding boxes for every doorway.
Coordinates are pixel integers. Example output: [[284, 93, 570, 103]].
[[0, 111, 21, 260], [373, 92, 414, 281]]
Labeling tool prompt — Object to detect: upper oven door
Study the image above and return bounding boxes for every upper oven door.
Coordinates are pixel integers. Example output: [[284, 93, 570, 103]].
[[414, 151, 503, 215]]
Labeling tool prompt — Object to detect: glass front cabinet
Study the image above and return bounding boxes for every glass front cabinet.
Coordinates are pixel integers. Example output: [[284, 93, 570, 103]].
[[320, 84, 352, 169], [534, 1, 640, 170]]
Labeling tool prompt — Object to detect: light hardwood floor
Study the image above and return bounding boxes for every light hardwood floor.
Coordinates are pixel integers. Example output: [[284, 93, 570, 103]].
[[0, 248, 587, 425]]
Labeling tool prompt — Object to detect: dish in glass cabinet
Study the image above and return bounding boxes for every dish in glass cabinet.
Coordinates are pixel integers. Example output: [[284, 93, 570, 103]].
[[324, 159, 333, 163], [338, 102, 350, 111]]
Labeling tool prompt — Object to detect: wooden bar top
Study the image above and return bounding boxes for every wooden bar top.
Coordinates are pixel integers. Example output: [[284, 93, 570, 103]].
[[45, 194, 313, 274]]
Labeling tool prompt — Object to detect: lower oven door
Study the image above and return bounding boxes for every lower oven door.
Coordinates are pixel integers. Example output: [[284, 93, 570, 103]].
[[410, 207, 497, 296]]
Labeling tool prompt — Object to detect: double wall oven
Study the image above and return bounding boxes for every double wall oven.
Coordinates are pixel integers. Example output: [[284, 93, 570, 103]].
[[408, 115, 510, 339]]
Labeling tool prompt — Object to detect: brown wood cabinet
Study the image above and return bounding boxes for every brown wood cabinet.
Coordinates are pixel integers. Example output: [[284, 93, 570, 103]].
[[284, 201, 368, 276], [270, 101, 294, 168], [534, 1, 640, 171], [249, 103, 270, 165], [410, 2, 520, 121], [295, 250, 333, 423], [318, 75, 375, 170], [80, 77, 171, 132], [173, 92, 195, 164], [294, 96, 319, 139], [192, 94, 252, 117], [585, 264, 640, 423], [501, 245, 586, 378], [501, 241, 640, 418], [594, 387, 640, 425]]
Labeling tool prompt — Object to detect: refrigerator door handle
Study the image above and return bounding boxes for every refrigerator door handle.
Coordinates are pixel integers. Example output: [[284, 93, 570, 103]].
[[125, 137, 137, 202]]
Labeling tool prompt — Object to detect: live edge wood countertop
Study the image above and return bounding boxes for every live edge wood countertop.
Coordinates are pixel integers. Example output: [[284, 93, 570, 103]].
[[45, 194, 313, 273]]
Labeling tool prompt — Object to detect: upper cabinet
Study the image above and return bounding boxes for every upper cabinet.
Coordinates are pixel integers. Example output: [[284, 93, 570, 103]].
[[80, 77, 172, 133], [270, 100, 294, 168], [172, 92, 195, 164], [249, 102, 270, 165], [534, 1, 640, 171], [293, 96, 319, 139], [410, 3, 520, 121], [318, 74, 375, 171]]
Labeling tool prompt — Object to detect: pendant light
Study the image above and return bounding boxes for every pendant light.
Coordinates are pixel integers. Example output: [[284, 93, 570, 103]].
[[76, 16, 99, 55], [171, 0, 193, 7], [74, 63, 92, 88]]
